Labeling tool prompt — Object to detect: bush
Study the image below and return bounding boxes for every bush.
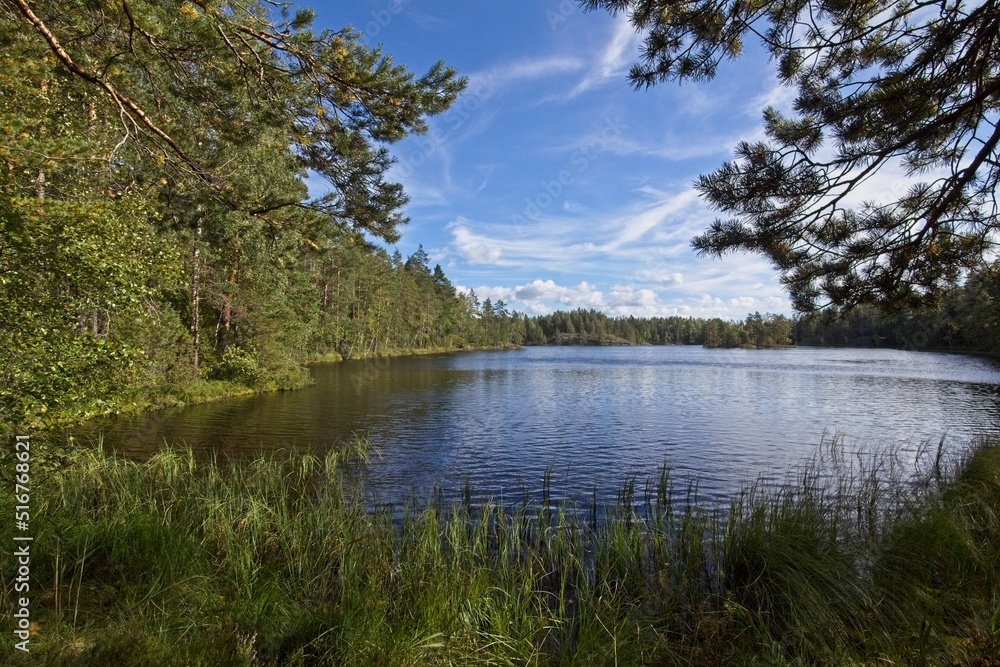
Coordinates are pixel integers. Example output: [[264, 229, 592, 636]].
[[211, 346, 263, 386]]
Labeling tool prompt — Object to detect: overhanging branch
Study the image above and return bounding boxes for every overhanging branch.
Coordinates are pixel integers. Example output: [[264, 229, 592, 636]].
[[11, 0, 203, 179]]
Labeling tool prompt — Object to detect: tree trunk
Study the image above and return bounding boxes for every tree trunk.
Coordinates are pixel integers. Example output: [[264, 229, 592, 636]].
[[36, 78, 46, 200], [219, 234, 240, 348], [191, 221, 201, 373]]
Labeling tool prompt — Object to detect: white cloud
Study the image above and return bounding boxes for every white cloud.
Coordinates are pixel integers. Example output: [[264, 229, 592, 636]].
[[688, 293, 791, 318], [728, 296, 757, 309], [452, 224, 503, 265], [459, 243, 502, 266], [837, 158, 951, 211], [442, 186, 705, 282], [470, 56, 586, 92], [462, 278, 679, 317], [762, 296, 788, 311], [458, 279, 606, 315], [602, 188, 701, 251], [457, 276, 793, 319], [633, 267, 684, 286], [458, 284, 517, 302], [445, 215, 619, 275], [569, 17, 641, 96], [700, 294, 724, 306], [748, 79, 798, 117], [605, 285, 660, 314], [516, 279, 605, 307], [457, 280, 605, 315]]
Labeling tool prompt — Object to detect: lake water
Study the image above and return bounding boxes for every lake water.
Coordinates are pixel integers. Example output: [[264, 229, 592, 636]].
[[80, 346, 1000, 505]]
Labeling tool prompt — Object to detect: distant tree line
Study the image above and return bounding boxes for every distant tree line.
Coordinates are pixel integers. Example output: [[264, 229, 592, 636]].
[[311, 244, 524, 361], [794, 263, 1000, 353], [524, 310, 794, 348], [525, 262, 1000, 354]]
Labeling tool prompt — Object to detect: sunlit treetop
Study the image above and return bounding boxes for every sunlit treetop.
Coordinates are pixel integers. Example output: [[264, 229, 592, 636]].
[[2, 0, 466, 242]]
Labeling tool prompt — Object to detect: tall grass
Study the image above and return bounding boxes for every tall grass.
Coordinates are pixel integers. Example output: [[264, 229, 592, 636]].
[[1, 436, 998, 665]]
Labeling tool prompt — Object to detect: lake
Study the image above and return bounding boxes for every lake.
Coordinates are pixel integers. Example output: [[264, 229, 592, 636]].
[[80, 346, 1000, 505]]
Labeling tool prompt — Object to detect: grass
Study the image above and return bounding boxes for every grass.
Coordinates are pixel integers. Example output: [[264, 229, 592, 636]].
[[303, 343, 522, 364], [1, 436, 998, 665]]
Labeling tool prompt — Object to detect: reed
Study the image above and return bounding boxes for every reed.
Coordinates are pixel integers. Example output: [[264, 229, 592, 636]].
[[1, 436, 997, 665]]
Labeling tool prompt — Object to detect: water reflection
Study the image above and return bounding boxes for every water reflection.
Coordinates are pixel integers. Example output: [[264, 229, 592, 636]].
[[79, 347, 1000, 504]]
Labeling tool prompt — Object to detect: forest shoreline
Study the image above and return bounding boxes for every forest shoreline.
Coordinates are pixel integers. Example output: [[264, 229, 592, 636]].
[[25, 338, 995, 440], [28, 342, 523, 435]]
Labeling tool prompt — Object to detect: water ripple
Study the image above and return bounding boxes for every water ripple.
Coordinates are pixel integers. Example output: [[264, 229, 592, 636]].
[[80, 346, 1000, 505]]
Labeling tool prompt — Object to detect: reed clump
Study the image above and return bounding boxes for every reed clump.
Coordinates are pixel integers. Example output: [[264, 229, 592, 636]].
[[1, 436, 997, 665]]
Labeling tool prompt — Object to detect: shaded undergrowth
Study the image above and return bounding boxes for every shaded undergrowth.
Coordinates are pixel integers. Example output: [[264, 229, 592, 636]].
[[1, 436, 998, 665]]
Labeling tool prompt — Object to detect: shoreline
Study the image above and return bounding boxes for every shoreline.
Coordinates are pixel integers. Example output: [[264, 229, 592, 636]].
[[23, 343, 522, 436], [3, 436, 996, 665]]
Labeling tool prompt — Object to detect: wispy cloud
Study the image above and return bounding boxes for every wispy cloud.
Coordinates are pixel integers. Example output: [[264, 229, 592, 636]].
[[438, 171, 793, 318], [459, 279, 653, 316], [444, 185, 703, 274], [469, 56, 587, 92], [746, 79, 798, 117], [446, 216, 603, 273], [568, 17, 641, 97], [598, 129, 749, 162], [314, 2, 801, 319], [600, 188, 701, 251], [457, 280, 600, 314], [633, 269, 684, 286], [451, 223, 504, 265]]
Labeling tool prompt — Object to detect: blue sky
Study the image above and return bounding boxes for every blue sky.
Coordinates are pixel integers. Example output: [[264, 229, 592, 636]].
[[309, 0, 799, 318]]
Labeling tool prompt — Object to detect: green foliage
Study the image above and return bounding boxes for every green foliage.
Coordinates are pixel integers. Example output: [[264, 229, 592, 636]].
[[524, 263, 1000, 355], [0, 194, 171, 427], [794, 260, 1000, 354], [211, 346, 263, 386], [2, 437, 997, 664], [0, 0, 519, 428], [527, 308, 794, 348]]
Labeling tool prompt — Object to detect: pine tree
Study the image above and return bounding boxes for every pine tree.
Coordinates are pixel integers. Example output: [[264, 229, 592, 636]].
[[585, 0, 1000, 311]]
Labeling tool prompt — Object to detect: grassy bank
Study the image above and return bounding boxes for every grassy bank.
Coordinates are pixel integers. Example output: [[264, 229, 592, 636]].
[[15, 343, 523, 437], [1, 438, 998, 665], [303, 343, 521, 364]]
